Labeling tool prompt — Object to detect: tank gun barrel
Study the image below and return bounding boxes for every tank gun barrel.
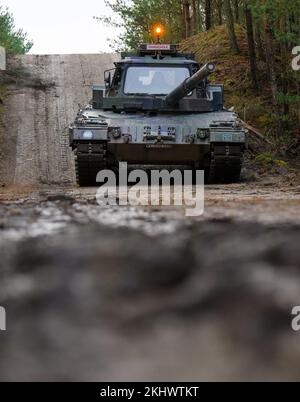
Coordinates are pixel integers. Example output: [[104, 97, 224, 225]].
[[165, 62, 216, 106]]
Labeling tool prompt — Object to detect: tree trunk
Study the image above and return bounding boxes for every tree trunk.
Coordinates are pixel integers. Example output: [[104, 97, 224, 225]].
[[234, 0, 240, 23], [224, 0, 240, 53], [192, 0, 199, 35], [216, 0, 223, 25], [280, 14, 289, 116], [205, 0, 211, 30], [244, 0, 259, 91], [183, 0, 192, 38], [254, 21, 265, 61], [180, 1, 187, 39], [264, 14, 277, 107]]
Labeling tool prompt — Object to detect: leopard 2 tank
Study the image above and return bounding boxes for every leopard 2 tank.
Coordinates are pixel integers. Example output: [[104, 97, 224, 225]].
[[69, 43, 247, 186]]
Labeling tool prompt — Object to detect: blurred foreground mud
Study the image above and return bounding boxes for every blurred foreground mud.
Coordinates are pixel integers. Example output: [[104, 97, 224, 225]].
[[1, 184, 300, 381]]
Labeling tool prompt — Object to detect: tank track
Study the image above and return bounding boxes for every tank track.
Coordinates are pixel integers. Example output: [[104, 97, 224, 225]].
[[208, 144, 242, 184], [75, 143, 107, 186]]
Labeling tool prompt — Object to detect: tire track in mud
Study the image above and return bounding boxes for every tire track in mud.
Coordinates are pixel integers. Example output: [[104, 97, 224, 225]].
[[1, 53, 118, 187]]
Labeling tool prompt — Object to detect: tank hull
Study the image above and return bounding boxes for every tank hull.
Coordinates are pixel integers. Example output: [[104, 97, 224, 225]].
[[70, 109, 247, 185], [71, 109, 246, 145]]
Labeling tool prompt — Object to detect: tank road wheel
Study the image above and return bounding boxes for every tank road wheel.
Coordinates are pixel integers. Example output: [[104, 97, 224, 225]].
[[75, 143, 107, 186], [208, 144, 243, 184]]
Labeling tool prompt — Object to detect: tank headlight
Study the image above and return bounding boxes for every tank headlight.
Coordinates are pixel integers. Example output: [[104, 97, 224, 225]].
[[82, 130, 94, 139]]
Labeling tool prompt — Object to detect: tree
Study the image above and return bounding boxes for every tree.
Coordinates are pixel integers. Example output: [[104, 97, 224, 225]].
[[254, 21, 265, 61], [204, 0, 211, 30], [96, 0, 184, 50], [0, 6, 33, 54], [262, 1, 278, 107], [183, 0, 192, 38], [244, 0, 259, 91], [233, 0, 240, 23], [224, 0, 240, 53], [216, 0, 223, 25], [192, 0, 199, 34]]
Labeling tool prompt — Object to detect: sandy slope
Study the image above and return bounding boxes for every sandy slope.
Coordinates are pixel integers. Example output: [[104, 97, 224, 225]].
[[0, 53, 118, 187]]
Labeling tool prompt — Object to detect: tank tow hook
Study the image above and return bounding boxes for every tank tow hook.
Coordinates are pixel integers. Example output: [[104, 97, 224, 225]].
[[154, 126, 163, 144]]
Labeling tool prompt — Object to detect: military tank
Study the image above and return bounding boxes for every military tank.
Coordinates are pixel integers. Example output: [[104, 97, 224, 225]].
[[69, 42, 247, 186]]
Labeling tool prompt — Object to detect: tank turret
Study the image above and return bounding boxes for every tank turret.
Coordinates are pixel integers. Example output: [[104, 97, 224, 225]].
[[165, 63, 216, 106]]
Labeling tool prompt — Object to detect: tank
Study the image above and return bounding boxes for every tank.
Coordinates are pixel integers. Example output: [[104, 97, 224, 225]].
[[69, 43, 247, 186]]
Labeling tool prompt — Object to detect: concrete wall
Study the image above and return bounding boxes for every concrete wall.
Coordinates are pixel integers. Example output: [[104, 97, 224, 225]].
[[0, 47, 6, 70]]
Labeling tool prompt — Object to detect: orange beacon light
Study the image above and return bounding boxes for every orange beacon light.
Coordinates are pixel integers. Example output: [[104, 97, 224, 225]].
[[153, 25, 164, 43]]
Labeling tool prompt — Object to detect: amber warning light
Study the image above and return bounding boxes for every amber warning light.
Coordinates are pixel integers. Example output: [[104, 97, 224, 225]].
[[153, 25, 165, 42]]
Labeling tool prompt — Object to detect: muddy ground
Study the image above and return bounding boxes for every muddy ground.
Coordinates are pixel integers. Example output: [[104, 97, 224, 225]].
[[1, 181, 300, 381], [1, 54, 300, 381]]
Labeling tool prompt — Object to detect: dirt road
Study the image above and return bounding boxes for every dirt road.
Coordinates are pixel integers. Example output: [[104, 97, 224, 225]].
[[1, 182, 300, 381], [1, 54, 300, 381]]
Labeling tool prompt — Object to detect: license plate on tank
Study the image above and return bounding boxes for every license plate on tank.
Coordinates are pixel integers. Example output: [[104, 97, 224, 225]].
[[223, 133, 233, 141], [146, 145, 173, 149]]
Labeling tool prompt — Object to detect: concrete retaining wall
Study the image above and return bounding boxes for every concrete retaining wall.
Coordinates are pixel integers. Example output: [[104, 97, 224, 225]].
[[0, 53, 118, 186]]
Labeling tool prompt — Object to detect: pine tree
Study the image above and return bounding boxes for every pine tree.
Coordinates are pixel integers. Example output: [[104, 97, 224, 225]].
[[0, 6, 33, 54], [224, 0, 240, 53]]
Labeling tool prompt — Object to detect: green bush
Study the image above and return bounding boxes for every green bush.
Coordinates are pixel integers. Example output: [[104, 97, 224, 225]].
[[255, 153, 289, 169]]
